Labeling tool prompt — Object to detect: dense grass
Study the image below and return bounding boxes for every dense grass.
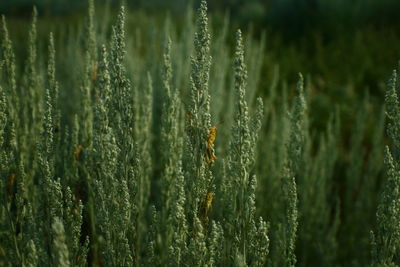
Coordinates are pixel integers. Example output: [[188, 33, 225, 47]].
[[1, 0, 399, 266]]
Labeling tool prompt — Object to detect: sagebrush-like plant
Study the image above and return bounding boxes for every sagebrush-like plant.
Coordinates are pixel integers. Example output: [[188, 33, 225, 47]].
[[0, 0, 393, 266], [371, 70, 400, 267]]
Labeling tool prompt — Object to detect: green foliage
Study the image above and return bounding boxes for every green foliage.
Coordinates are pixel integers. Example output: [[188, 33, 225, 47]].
[[0, 0, 394, 266], [371, 70, 400, 267]]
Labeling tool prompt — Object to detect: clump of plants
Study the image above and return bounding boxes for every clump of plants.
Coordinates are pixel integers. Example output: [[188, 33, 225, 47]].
[[0, 0, 399, 266]]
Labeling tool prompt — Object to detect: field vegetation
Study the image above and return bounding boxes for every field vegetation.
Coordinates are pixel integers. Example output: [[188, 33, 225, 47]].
[[1, 0, 400, 266]]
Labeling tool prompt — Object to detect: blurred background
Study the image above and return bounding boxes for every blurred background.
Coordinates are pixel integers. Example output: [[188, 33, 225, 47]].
[[2, 0, 400, 95], [2, 0, 400, 131]]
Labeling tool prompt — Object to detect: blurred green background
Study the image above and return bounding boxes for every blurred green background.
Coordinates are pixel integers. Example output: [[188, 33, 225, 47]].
[[2, 0, 400, 32], [2, 0, 400, 93], [2, 0, 400, 132]]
